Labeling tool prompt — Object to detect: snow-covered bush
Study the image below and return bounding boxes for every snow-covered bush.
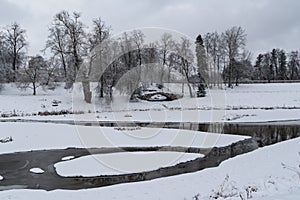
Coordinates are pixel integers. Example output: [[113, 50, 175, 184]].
[[207, 175, 258, 200], [210, 175, 239, 199]]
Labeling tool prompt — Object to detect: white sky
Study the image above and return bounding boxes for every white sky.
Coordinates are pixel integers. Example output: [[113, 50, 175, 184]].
[[1, 0, 299, 59]]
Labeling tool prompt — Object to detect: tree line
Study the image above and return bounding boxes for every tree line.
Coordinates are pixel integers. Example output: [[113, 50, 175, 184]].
[[203, 29, 300, 87], [253, 49, 300, 81], [0, 10, 299, 97]]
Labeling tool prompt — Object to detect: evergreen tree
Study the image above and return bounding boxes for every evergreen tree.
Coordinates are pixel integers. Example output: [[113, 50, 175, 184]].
[[254, 54, 263, 80], [195, 34, 207, 97], [270, 49, 279, 79], [278, 50, 287, 80], [288, 51, 299, 80], [262, 53, 271, 82]]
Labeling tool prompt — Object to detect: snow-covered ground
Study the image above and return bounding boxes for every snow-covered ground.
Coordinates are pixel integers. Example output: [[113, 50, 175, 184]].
[[55, 151, 202, 176], [0, 137, 299, 200], [0, 83, 300, 123], [0, 83, 73, 116], [0, 122, 248, 154], [1, 83, 299, 199]]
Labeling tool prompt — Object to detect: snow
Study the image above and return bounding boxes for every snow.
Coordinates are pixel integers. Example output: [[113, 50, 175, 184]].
[[9, 107, 300, 123], [0, 84, 73, 115], [0, 122, 247, 154], [61, 156, 75, 161], [149, 94, 167, 100], [55, 152, 202, 176], [0, 83, 300, 123], [0, 83, 300, 199], [29, 168, 45, 174], [0, 137, 299, 200]]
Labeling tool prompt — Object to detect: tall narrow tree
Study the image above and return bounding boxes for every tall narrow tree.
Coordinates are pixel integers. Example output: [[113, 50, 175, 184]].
[[288, 51, 299, 80], [270, 49, 279, 79], [195, 34, 207, 97], [221, 26, 246, 87], [278, 50, 287, 80]]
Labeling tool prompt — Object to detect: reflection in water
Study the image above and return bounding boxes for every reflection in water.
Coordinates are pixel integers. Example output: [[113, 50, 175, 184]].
[[164, 122, 300, 147]]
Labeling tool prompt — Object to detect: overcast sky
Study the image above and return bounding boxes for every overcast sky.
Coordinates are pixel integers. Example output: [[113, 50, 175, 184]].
[[1, 0, 299, 59]]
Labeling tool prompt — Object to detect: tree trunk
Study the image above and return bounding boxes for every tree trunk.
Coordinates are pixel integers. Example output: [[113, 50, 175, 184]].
[[82, 80, 92, 103], [217, 57, 221, 88], [109, 86, 113, 102], [187, 83, 193, 98], [228, 59, 233, 88], [33, 83, 36, 96], [160, 67, 164, 86], [61, 53, 67, 78], [99, 76, 104, 98]]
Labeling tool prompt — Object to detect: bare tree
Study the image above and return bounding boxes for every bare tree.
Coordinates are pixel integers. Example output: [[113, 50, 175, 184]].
[[160, 33, 173, 66], [44, 57, 60, 86], [18, 55, 47, 95], [88, 17, 111, 51], [87, 17, 111, 101], [204, 32, 223, 87], [118, 32, 137, 94], [159, 33, 174, 85], [176, 37, 195, 97], [45, 25, 68, 79], [132, 30, 145, 66], [221, 26, 246, 87], [0, 30, 13, 83], [47, 11, 87, 89], [4, 22, 27, 80]]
